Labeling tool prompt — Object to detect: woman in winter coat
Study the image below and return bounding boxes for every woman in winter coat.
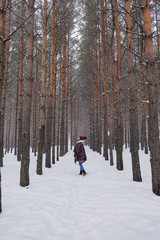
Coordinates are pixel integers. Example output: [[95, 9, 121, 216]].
[[74, 136, 87, 176]]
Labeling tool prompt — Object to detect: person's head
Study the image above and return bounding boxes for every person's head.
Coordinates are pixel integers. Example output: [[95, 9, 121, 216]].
[[78, 136, 87, 141]]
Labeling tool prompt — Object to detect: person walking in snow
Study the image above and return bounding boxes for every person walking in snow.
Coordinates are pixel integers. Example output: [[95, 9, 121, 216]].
[[74, 136, 87, 176]]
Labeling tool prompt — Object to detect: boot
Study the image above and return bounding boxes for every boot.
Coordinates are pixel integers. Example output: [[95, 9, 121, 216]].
[[82, 170, 87, 176], [79, 170, 82, 175]]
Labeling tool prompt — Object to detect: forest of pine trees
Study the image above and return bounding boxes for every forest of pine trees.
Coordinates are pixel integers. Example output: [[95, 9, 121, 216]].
[[0, 0, 160, 212]]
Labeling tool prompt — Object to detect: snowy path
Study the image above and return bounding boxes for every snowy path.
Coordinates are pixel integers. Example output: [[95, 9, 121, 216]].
[[1, 147, 160, 240]]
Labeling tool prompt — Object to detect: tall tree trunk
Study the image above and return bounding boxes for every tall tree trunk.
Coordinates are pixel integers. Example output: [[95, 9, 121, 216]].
[[60, 0, 66, 156], [45, 0, 56, 168], [14, 67, 19, 155], [142, 0, 160, 195], [73, 96, 77, 144], [70, 63, 73, 150], [113, 0, 123, 170], [51, 14, 57, 165], [52, 70, 57, 165], [100, 0, 109, 160], [65, 36, 70, 154], [2, 0, 11, 155], [95, 34, 100, 153], [20, 0, 35, 187], [17, 0, 24, 161], [32, 42, 40, 156], [91, 65, 96, 151], [98, 29, 103, 155], [56, 39, 62, 162], [56, 78, 61, 161], [125, 0, 142, 181], [106, 2, 113, 165], [32, 54, 37, 156], [37, 0, 47, 175], [140, 62, 148, 154], [139, 10, 148, 154], [6, 96, 12, 152], [0, 0, 6, 167], [76, 92, 79, 140]]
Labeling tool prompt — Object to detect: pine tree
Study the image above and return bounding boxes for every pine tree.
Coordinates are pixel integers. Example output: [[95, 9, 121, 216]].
[[0, 0, 6, 167], [20, 0, 35, 187], [37, 0, 48, 175], [125, 0, 142, 182], [142, 0, 160, 195]]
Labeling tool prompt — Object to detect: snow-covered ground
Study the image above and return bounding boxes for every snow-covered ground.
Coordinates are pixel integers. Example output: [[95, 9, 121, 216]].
[[1, 147, 160, 240]]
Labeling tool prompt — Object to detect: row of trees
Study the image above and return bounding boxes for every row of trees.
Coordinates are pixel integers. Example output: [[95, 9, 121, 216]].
[[0, 0, 160, 213], [76, 0, 160, 195], [0, 0, 80, 212]]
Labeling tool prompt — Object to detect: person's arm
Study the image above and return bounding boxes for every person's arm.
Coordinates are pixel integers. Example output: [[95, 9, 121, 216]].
[[74, 147, 78, 163]]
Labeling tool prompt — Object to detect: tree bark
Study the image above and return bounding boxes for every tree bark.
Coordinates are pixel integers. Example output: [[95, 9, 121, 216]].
[[95, 33, 100, 154], [45, 0, 56, 167], [56, 78, 61, 162], [125, 0, 142, 182], [37, 0, 47, 175], [52, 72, 57, 165], [140, 62, 148, 154], [32, 42, 40, 156], [0, 0, 6, 167], [65, 35, 70, 154], [14, 68, 19, 155], [142, 0, 160, 195], [20, 0, 35, 187], [60, 0, 66, 156], [17, 0, 24, 161], [100, 0, 109, 160], [112, 0, 123, 170]]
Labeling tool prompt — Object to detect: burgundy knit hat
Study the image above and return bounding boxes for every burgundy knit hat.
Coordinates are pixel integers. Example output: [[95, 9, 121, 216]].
[[79, 136, 87, 140]]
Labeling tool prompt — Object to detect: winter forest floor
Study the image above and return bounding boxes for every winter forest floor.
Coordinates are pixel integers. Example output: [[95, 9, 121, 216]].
[[1, 147, 160, 240]]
